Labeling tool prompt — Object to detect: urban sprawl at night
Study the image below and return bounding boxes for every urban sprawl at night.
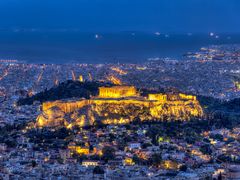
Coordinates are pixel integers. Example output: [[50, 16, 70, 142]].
[[0, 45, 239, 179]]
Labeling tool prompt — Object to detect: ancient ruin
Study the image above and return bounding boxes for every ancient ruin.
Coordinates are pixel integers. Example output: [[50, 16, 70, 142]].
[[36, 86, 203, 128]]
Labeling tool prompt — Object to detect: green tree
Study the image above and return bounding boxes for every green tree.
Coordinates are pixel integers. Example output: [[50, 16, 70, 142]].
[[179, 164, 187, 172], [132, 154, 141, 165], [200, 144, 212, 155], [102, 146, 115, 162], [93, 166, 104, 174], [150, 153, 162, 167], [31, 160, 37, 168]]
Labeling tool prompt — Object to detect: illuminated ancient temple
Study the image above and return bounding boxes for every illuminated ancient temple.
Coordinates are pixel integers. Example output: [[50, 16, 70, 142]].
[[98, 86, 138, 98]]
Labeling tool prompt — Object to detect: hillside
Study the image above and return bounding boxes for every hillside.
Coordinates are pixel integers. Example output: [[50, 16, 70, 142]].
[[17, 80, 240, 118], [17, 80, 113, 105]]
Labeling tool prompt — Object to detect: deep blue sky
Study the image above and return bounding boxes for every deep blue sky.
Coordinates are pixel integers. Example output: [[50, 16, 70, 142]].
[[0, 0, 240, 33]]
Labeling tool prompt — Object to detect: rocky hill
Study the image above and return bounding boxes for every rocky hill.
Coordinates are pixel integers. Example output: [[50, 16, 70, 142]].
[[17, 80, 113, 105], [17, 80, 240, 128]]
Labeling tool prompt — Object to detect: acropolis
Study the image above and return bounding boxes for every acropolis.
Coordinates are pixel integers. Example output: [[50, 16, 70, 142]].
[[37, 86, 203, 128]]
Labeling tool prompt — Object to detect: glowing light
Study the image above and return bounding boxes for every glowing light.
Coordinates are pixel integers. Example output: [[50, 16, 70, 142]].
[[107, 75, 123, 85], [37, 71, 43, 83], [110, 67, 127, 75], [79, 75, 84, 82], [124, 157, 135, 166], [148, 94, 167, 101], [68, 146, 90, 155], [95, 34, 100, 39], [36, 86, 203, 127], [88, 73, 93, 81], [71, 70, 76, 81]]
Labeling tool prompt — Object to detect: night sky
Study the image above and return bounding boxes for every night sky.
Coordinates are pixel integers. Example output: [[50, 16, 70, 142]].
[[0, 0, 239, 33]]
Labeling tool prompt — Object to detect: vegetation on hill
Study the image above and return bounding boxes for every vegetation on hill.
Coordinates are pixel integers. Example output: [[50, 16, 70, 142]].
[[17, 80, 113, 105]]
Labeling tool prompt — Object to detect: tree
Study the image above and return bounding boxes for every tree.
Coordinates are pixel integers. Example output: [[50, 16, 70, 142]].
[[117, 139, 127, 151], [146, 126, 161, 145], [203, 138, 211, 144], [179, 164, 187, 172], [218, 172, 222, 180], [56, 127, 70, 139], [132, 154, 141, 165], [102, 146, 115, 162], [186, 137, 195, 144], [5, 139, 17, 148], [211, 134, 223, 141], [200, 144, 212, 155], [141, 142, 152, 149], [93, 166, 104, 174], [57, 158, 64, 164], [226, 137, 235, 144], [31, 160, 37, 168], [150, 153, 162, 167], [217, 154, 231, 163]]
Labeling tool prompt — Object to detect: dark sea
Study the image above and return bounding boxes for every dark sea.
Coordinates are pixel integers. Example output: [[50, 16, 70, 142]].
[[0, 31, 240, 64]]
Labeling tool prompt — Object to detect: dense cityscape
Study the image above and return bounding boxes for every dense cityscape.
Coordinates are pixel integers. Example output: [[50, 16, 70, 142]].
[[0, 0, 240, 179], [0, 44, 239, 179]]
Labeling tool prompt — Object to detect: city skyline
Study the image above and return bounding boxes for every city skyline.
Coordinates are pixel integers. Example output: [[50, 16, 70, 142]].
[[0, 1, 239, 179]]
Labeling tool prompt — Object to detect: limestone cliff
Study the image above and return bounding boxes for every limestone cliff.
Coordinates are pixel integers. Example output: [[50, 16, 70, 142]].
[[36, 87, 203, 128]]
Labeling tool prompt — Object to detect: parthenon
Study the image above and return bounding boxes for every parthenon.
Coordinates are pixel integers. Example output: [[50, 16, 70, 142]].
[[98, 86, 138, 98]]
